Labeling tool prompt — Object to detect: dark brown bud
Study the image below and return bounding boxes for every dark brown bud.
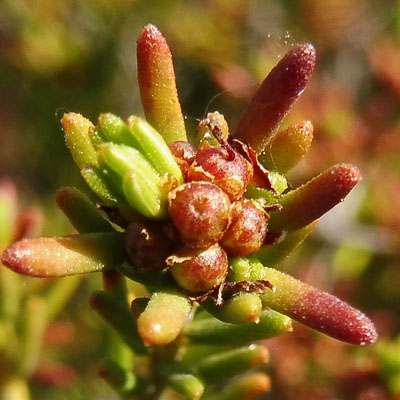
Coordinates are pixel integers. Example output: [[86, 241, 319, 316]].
[[124, 221, 179, 273]]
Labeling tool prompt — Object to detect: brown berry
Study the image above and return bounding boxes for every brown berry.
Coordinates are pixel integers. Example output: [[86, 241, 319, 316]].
[[167, 182, 231, 248], [166, 244, 228, 292], [187, 144, 253, 201], [221, 199, 268, 256]]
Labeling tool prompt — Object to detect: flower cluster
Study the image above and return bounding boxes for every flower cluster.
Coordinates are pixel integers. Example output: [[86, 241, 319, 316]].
[[1, 24, 378, 399]]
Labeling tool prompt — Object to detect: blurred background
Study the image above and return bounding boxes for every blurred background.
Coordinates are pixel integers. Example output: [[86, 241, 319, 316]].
[[1, 0, 400, 399]]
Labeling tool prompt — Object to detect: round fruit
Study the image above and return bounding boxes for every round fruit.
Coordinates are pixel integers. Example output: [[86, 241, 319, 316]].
[[221, 199, 268, 256], [187, 144, 253, 201], [167, 182, 231, 248], [166, 243, 228, 293]]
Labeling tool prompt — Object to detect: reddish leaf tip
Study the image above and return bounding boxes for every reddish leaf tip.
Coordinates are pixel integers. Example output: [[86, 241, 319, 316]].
[[300, 289, 378, 346], [1, 240, 28, 275], [138, 23, 164, 47], [282, 43, 316, 94]]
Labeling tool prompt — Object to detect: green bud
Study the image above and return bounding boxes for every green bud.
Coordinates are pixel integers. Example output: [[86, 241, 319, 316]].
[[99, 143, 168, 218], [123, 170, 168, 219]]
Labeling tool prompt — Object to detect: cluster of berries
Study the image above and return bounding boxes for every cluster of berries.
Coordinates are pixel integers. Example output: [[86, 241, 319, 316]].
[[126, 117, 271, 295]]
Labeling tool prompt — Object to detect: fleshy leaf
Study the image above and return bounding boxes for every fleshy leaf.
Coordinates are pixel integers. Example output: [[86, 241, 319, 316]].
[[202, 373, 271, 400], [259, 120, 314, 173], [137, 24, 187, 143], [233, 44, 316, 153], [166, 374, 204, 400], [136, 292, 192, 346], [202, 292, 262, 324], [1, 232, 124, 278], [269, 164, 361, 231], [61, 113, 98, 168], [229, 258, 378, 346], [186, 309, 292, 345], [127, 116, 184, 183], [90, 290, 147, 354], [97, 113, 139, 148], [81, 166, 124, 207], [197, 345, 269, 384], [55, 187, 112, 233], [99, 360, 137, 396], [252, 221, 318, 268], [0, 180, 18, 249]]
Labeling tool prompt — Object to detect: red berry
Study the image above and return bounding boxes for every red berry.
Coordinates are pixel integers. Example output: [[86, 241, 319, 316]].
[[167, 182, 231, 248], [187, 142, 253, 201], [166, 243, 228, 292], [168, 141, 197, 179], [221, 199, 268, 256]]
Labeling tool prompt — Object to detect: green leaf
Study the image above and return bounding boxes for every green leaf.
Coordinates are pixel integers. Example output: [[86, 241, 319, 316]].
[[167, 374, 204, 400], [186, 309, 292, 345], [55, 187, 112, 233], [61, 113, 98, 169], [127, 116, 183, 183], [90, 290, 147, 354], [196, 345, 269, 384], [98, 113, 139, 148]]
